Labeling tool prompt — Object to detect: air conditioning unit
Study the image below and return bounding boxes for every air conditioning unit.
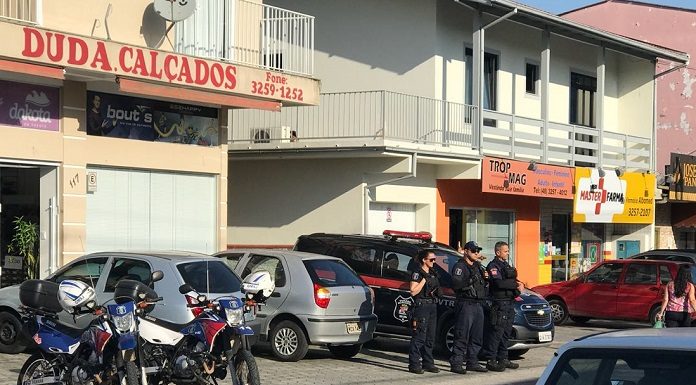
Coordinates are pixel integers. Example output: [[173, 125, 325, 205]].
[[250, 126, 292, 143]]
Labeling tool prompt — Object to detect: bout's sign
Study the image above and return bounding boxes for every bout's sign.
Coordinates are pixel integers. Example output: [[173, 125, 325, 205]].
[[0, 23, 319, 105]]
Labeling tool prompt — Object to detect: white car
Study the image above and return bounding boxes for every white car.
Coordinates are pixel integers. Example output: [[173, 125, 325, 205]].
[[536, 328, 696, 385]]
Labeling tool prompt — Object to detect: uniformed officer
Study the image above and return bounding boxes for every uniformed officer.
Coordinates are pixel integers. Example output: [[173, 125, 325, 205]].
[[482, 241, 522, 372], [408, 249, 441, 374], [449, 241, 489, 374]]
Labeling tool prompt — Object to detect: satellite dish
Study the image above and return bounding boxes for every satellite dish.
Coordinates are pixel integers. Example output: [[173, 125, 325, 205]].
[[154, 0, 196, 22]]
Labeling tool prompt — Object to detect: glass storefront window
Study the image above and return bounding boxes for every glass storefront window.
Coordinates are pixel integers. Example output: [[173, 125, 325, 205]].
[[449, 208, 515, 265]]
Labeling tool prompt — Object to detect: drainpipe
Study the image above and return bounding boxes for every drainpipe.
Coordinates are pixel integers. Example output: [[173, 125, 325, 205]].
[[476, 8, 518, 151], [362, 153, 418, 234]]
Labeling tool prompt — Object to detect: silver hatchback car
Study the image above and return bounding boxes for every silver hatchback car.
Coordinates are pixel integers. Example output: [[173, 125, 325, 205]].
[[0, 251, 242, 353], [213, 249, 377, 362]]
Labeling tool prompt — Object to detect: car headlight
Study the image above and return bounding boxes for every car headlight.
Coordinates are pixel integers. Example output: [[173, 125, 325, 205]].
[[225, 307, 244, 326], [112, 312, 134, 332]]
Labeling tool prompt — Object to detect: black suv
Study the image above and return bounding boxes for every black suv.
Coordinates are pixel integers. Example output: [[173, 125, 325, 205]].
[[294, 231, 554, 357]]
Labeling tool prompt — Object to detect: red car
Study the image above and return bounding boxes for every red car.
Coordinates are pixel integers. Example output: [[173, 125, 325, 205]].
[[532, 259, 692, 325]]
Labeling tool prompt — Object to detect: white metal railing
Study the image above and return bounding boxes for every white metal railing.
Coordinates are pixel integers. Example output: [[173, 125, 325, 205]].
[[481, 110, 651, 170], [0, 0, 38, 23], [230, 90, 651, 170], [174, 0, 314, 76], [230, 91, 476, 147]]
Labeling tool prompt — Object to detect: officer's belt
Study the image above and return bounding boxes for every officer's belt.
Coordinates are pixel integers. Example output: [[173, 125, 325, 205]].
[[456, 298, 485, 303], [414, 298, 437, 305]]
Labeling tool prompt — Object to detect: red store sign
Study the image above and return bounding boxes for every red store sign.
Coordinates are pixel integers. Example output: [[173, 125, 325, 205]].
[[0, 23, 319, 105]]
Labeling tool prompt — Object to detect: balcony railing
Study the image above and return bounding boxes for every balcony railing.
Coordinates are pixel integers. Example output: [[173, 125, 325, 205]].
[[230, 91, 652, 170], [231, 90, 476, 148], [175, 0, 314, 77], [0, 0, 38, 23]]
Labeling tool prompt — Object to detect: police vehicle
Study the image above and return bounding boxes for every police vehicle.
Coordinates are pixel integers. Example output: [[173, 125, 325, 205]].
[[294, 230, 554, 357]]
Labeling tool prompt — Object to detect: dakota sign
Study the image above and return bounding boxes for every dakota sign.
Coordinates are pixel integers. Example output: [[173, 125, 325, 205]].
[[669, 152, 696, 201], [482, 157, 574, 199], [0, 24, 319, 106], [573, 168, 655, 224]]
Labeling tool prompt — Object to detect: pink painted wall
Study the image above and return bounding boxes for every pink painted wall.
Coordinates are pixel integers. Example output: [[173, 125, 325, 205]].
[[564, 1, 696, 174]]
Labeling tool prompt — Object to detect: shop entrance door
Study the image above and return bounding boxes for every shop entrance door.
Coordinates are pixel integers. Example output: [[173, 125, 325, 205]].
[[0, 165, 57, 287], [0, 166, 40, 287]]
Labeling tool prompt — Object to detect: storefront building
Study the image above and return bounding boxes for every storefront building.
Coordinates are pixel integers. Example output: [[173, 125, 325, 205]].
[[563, 1, 696, 251], [0, 1, 319, 285], [227, 0, 687, 287]]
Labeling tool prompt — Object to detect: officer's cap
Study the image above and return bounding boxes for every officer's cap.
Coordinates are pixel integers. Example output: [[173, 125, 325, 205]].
[[463, 241, 482, 252]]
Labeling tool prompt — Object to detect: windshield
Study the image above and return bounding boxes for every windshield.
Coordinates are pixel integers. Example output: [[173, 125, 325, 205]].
[[544, 348, 696, 385], [177, 260, 242, 294]]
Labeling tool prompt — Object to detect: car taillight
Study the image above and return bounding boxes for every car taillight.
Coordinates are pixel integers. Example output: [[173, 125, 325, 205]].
[[186, 295, 204, 317], [314, 283, 331, 309]]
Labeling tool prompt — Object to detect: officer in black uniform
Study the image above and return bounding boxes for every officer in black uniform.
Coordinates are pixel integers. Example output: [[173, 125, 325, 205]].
[[408, 249, 441, 374], [482, 241, 521, 372], [449, 241, 489, 374]]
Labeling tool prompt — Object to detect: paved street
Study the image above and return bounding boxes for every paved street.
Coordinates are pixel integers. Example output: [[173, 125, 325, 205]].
[[0, 320, 647, 385]]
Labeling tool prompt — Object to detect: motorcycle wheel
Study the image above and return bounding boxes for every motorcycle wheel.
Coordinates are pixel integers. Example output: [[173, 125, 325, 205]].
[[124, 361, 139, 385], [17, 353, 61, 385], [231, 350, 260, 385]]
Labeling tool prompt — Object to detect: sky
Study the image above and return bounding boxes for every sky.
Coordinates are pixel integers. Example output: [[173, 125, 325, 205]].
[[516, 0, 696, 15]]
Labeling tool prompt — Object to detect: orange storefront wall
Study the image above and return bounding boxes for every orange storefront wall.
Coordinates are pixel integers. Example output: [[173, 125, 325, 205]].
[[437, 179, 541, 287]]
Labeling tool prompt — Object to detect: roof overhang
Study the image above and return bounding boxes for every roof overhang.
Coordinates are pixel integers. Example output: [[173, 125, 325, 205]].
[[457, 0, 690, 64]]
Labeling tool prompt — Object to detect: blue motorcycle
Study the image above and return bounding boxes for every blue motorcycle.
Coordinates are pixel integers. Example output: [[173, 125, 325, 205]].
[[17, 279, 121, 385], [108, 272, 164, 385]]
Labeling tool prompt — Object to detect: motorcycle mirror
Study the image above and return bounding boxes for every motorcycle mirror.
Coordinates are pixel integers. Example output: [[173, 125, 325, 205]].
[[151, 270, 164, 283], [179, 283, 194, 294], [197, 294, 207, 302]]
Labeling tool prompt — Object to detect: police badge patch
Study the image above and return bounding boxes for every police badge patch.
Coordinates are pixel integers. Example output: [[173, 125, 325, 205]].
[[394, 295, 414, 323], [411, 272, 420, 281], [454, 267, 463, 276]]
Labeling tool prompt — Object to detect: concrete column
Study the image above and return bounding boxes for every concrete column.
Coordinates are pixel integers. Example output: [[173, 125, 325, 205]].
[[61, 80, 88, 264], [473, 11, 482, 151], [541, 29, 550, 163], [219, 109, 230, 251], [597, 47, 606, 166]]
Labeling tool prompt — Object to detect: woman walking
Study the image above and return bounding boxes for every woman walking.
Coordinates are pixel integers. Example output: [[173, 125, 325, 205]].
[[657, 264, 696, 327]]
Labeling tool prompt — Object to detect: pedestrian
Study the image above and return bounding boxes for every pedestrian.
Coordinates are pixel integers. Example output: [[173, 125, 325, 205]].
[[656, 264, 696, 327], [449, 241, 489, 374], [408, 249, 441, 374], [481, 241, 522, 372]]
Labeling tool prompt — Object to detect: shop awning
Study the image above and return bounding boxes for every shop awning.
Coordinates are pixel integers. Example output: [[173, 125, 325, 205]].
[[672, 203, 696, 228], [118, 78, 281, 111], [0, 59, 64, 80]]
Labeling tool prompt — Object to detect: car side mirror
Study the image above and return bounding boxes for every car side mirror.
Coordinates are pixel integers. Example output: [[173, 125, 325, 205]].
[[151, 270, 164, 283], [179, 283, 194, 294]]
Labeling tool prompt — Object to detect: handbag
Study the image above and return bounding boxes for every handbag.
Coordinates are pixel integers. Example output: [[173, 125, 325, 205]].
[[653, 319, 664, 329]]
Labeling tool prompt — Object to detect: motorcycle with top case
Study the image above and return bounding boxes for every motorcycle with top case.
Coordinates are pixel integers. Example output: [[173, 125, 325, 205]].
[[17, 279, 129, 385]]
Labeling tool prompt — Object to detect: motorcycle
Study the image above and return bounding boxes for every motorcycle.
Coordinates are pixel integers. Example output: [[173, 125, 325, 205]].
[[134, 270, 275, 385], [108, 271, 164, 385], [17, 279, 124, 385]]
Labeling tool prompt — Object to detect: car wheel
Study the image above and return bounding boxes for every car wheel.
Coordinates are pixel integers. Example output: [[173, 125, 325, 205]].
[[570, 316, 590, 325], [508, 349, 529, 359], [327, 344, 362, 359], [648, 305, 662, 325], [437, 318, 455, 355], [0, 312, 28, 354], [548, 299, 569, 325], [269, 320, 308, 362]]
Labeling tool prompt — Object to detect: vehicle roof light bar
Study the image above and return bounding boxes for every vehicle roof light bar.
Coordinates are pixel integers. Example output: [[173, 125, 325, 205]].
[[382, 230, 432, 242]]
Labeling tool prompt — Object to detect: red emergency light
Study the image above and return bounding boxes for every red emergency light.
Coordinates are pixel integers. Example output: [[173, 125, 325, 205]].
[[383, 230, 432, 241]]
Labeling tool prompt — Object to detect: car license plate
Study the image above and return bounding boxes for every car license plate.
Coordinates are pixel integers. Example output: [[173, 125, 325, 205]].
[[538, 331, 552, 342], [346, 322, 361, 334]]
